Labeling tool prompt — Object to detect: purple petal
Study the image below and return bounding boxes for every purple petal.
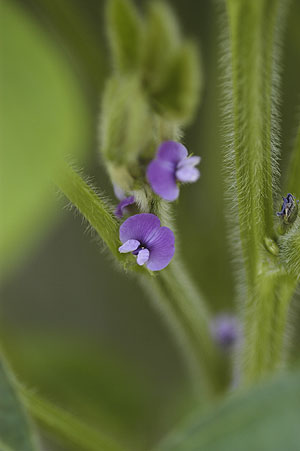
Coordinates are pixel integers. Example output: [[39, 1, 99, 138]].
[[176, 166, 200, 183], [156, 141, 188, 164], [177, 155, 201, 168], [137, 248, 150, 266], [115, 196, 135, 218], [113, 184, 125, 201], [146, 226, 175, 271], [118, 239, 140, 253], [147, 159, 179, 201], [119, 214, 161, 245], [211, 314, 239, 350]]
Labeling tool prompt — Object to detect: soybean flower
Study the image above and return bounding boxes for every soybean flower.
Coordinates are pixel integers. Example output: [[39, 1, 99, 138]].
[[147, 141, 201, 201], [211, 314, 239, 351], [118, 213, 175, 271], [113, 184, 135, 219]]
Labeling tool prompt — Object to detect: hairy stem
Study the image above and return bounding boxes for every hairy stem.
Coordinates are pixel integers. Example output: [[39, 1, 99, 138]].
[[54, 163, 120, 258], [224, 0, 293, 384], [285, 120, 300, 196], [159, 261, 226, 394]]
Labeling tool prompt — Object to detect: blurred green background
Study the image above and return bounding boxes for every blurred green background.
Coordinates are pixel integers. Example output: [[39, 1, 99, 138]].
[[1, 0, 300, 449]]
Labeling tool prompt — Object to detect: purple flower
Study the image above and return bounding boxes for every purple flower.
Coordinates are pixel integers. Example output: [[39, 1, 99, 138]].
[[118, 213, 175, 271], [113, 184, 135, 219], [211, 314, 239, 351], [276, 193, 299, 224], [147, 141, 201, 201]]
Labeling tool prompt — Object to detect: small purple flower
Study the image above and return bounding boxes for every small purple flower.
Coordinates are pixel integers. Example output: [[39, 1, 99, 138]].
[[276, 193, 299, 224], [211, 314, 239, 351], [113, 184, 135, 219], [147, 141, 201, 201], [118, 213, 175, 271]]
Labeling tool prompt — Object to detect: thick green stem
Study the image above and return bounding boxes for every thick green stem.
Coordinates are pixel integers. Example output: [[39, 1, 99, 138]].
[[242, 267, 295, 384], [224, 0, 294, 384], [285, 120, 300, 197], [226, 0, 280, 285]]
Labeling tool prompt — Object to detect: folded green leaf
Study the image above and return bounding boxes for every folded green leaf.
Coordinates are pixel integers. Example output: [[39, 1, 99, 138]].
[[152, 41, 202, 123], [155, 368, 300, 451], [0, 355, 37, 451], [100, 76, 151, 165], [106, 0, 143, 73], [142, 1, 180, 93]]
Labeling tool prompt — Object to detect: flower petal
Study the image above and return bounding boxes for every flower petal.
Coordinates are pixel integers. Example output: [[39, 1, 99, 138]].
[[115, 196, 135, 218], [177, 155, 201, 168], [113, 184, 126, 201], [118, 239, 140, 253], [119, 213, 161, 245], [146, 226, 175, 271], [156, 141, 188, 164], [176, 166, 200, 183], [136, 248, 150, 266], [147, 159, 179, 201]]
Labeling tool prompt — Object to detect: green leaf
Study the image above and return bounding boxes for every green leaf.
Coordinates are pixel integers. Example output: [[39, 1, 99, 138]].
[[106, 0, 143, 73], [0, 1, 89, 280], [22, 390, 125, 451], [100, 76, 151, 165], [155, 368, 300, 451], [142, 1, 180, 93], [152, 41, 202, 123], [0, 355, 37, 451]]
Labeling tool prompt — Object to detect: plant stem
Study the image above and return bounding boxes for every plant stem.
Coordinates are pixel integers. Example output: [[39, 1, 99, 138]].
[[224, 0, 294, 384], [159, 260, 226, 394], [285, 120, 300, 197], [54, 162, 120, 258], [21, 388, 125, 451]]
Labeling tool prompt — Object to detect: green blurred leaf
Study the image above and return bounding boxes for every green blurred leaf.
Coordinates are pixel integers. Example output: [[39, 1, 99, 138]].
[[152, 41, 202, 123], [100, 76, 151, 165], [142, 1, 180, 92], [2, 332, 155, 448], [155, 368, 300, 451], [0, 1, 89, 279], [106, 0, 143, 73], [0, 355, 37, 451]]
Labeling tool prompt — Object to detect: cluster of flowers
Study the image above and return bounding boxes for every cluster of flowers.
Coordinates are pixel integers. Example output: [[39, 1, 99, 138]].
[[116, 141, 201, 271]]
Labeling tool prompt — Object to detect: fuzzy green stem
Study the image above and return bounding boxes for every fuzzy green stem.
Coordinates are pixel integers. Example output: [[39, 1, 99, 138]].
[[226, 0, 280, 285], [54, 163, 120, 258], [286, 120, 300, 197], [224, 0, 293, 384], [241, 268, 294, 384]]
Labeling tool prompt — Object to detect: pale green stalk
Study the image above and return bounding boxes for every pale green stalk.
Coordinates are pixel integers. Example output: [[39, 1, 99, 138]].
[[223, 0, 296, 384], [21, 388, 125, 451]]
